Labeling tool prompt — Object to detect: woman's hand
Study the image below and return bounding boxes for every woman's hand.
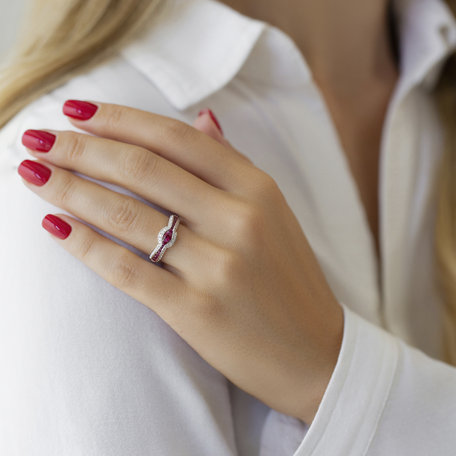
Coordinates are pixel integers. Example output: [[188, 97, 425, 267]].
[[18, 100, 344, 424]]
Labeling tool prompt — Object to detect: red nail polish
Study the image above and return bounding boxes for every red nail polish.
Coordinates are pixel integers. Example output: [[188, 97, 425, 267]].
[[198, 108, 223, 134], [18, 160, 51, 186], [22, 130, 56, 152], [42, 214, 72, 239], [63, 100, 98, 120]]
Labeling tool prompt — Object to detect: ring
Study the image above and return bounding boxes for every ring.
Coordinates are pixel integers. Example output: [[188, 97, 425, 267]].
[[149, 214, 180, 263]]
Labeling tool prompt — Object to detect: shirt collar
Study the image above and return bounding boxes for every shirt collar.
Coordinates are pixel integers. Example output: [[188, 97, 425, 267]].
[[393, 0, 456, 92], [120, 0, 456, 111], [120, 0, 265, 111]]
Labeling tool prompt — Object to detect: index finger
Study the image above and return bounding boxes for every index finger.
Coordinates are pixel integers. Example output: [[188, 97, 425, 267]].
[[62, 100, 254, 193]]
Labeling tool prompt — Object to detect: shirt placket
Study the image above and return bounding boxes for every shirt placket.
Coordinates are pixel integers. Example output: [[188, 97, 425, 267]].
[[378, 87, 419, 335]]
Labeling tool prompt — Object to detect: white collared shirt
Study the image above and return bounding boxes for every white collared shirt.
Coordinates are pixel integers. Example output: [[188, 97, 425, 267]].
[[2, 0, 456, 454]]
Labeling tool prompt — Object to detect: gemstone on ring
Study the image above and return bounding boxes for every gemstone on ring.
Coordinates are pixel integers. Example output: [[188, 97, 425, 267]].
[[149, 214, 180, 263]]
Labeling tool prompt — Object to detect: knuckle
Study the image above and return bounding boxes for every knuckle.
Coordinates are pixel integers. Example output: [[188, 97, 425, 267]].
[[193, 293, 226, 323], [105, 105, 126, 131], [110, 252, 137, 289], [232, 201, 265, 244], [58, 173, 76, 206], [247, 169, 280, 201], [162, 118, 198, 145], [106, 198, 139, 234], [120, 147, 159, 185], [65, 132, 87, 162], [256, 170, 279, 196], [78, 234, 96, 262], [211, 249, 242, 287]]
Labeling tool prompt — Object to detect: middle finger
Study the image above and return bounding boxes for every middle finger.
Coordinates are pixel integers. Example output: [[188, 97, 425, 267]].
[[22, 129, 233, 233]]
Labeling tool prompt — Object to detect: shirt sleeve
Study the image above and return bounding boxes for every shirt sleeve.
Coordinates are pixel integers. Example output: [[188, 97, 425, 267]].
[[293, 302, 456, 456]]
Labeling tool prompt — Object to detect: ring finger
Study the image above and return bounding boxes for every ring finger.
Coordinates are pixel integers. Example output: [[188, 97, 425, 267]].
[[17, 159, 212, 279]]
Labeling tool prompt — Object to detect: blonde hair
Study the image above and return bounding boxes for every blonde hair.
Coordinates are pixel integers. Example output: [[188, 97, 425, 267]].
[[434, 0, 456, 365], [1, 0, 456, 364], [0, 0, 162, 125]]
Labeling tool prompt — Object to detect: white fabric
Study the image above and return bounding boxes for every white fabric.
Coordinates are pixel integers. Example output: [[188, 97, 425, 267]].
[[1, 0, 456, 454]]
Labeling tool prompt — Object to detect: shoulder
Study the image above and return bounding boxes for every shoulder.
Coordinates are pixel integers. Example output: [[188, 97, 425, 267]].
[[0, 52, 188, 159]]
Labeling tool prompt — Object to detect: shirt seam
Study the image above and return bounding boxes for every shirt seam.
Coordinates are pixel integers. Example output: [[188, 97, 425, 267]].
[[362, 337, 401, 455]]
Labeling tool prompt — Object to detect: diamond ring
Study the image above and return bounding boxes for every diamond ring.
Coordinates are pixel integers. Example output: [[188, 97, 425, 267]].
[[149, 214, 180, 263]]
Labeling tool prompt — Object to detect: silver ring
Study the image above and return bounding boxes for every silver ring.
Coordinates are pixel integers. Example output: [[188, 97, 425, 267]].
[[149, 214, 180, 263]]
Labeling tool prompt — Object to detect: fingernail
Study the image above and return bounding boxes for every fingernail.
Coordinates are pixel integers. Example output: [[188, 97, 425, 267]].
[[42, 214, 72, 239], [17, 160, 51, 186], [63, 100, 98, 120], [22, 130, 56, 152], [198, 108, 223, 135]]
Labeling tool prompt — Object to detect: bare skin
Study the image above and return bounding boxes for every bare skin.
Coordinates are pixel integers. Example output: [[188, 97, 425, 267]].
[[221, 0, 400, 279], [16, 0, 400, 425]]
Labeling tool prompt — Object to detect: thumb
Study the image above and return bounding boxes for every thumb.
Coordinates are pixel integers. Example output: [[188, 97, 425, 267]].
[[193, 108, 253, 164], [193, 108, 231, 148]]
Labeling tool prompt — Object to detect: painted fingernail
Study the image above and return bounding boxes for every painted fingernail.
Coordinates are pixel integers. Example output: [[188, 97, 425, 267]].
[[198, 108, 223, 135], [63, 100, 98, 120], [42, 214, 72, 239], [18, 160, 51, 186], [22, 130, 56, 152]]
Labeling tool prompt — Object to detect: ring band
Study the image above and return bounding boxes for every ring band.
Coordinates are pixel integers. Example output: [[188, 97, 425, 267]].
[[149, 214, 180, 263]]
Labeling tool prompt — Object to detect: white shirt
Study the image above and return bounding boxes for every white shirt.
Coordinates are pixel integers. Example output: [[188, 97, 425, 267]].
[[1, 0, 456, 454]]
